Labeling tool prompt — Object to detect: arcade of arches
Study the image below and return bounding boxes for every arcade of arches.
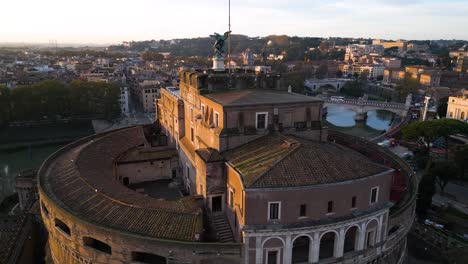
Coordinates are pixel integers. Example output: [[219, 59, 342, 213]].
[[249, 212, 386, 264]]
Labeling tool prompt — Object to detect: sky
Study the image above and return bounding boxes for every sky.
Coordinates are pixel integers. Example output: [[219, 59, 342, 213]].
[[1, 0, 467, 44]]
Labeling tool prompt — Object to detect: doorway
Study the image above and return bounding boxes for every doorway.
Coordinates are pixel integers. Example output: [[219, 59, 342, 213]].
[[212, 196, 222, 212]]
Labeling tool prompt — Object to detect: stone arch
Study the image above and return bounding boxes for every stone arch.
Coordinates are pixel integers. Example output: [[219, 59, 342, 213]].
[[262, 237, 284, 264], [262, 236, 285, 248], [365, 218, 379, 248], [292, 235, 313, 263], [319, 230, 338, 260], [344, 225, 360, 253]]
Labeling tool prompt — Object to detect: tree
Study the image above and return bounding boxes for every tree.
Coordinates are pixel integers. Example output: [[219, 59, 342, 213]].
[[437, 97, 448, 118], [319, 41, 329, 53], [395, 72, 419, 102], [416, 172, 436, 219], [341, 80, 364, 97], [429, 161, 457, 193], [0, 85, 11, 126], [454, 145, 468, 179], [142, 51, 164, 62], [315, 64, 328, 79], [402, 119, 468, 159]]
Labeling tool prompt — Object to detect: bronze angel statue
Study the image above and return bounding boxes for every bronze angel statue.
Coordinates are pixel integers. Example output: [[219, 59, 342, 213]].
[[210, 31, 231, 58]]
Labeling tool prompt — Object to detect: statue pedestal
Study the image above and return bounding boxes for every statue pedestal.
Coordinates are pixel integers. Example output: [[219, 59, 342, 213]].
[[212, 57, 225, 72]]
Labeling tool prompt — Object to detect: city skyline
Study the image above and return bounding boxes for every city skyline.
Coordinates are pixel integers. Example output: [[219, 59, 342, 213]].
[[1, 0, 468, 44]]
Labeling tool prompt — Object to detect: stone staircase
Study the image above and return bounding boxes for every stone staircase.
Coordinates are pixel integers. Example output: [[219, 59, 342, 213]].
[[212, 213, 235, 243]]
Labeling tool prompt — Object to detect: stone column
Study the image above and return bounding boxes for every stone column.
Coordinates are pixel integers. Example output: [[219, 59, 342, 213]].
[[308, 237, 314, 263], [382, 211, 389, 242], [244, 236, 250, 264], [283, 235, 292, 264], [255, 237, 263, 264], [312, 232, 320, 263], [376, 214, 384, 243], [335, 227, 345, 258], [357, 222, 367, 250]]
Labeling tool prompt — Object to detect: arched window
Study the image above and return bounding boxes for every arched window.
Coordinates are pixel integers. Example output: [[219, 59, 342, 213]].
[[83, 237, 112, 255], [461, 112, 466, 120], [55, 218, 71, 237]]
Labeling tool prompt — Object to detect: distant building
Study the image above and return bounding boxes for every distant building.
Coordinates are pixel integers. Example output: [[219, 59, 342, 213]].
[[447, 89, 468, 122], [137, 80, 160, 113], [383, 66, 441, 87], [407, 43, 429, 52], [119, 87, 130, 116], [383, 68, 405, 83], [372, 39, 407, 51], [381, 58, 401, 69], [340, 63, 385, 79], [15, 170, 38, 212], [449, 45, 468, 73]]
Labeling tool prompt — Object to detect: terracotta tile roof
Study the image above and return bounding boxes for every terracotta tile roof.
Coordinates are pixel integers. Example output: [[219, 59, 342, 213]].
[[0, 215, 27, 263], [116, 147, 178, 163], [40, 127, 203, 241], [224, 133, 390, 188], [203, 90, 322, 107]]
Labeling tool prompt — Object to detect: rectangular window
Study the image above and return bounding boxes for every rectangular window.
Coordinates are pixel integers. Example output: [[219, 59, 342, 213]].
[[229, 190, 234, 208], [268, 202, 281, 220], [201, 104, 206, 119], [190, 127, 194, 142], [370, 187, 379, 204], [352, 196, 357, 208], [256, 112, 268, 129], [214, 112, 219, 128], [300, 204, 307, 217], [327, 201, 333, 213]]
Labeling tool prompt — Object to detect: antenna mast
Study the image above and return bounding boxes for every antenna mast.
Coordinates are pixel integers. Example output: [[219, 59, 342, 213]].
[[228, 0, 231, 72]]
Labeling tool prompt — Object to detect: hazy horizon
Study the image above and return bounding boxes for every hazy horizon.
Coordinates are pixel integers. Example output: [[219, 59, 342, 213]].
[[1, 0, 467, 44]]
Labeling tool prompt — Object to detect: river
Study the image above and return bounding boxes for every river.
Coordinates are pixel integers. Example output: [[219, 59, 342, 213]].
[[0, 143, 66, 203], [325, 105, 397, 139]]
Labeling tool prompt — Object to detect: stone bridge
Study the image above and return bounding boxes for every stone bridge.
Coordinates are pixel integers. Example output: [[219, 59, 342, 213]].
[[323, 96, 411, 121]]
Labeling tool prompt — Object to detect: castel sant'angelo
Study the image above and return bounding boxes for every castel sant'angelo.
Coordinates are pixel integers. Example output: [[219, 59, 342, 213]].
[[38, 31, 417, 264]]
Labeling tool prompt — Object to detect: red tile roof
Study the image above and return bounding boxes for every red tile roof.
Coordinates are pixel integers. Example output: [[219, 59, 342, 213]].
[[39, 127, 202, 241], [224, 133, 390, 188]]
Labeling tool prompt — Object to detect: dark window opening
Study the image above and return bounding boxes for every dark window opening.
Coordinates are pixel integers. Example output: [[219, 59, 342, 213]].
[[41, 202, 49, 217], [371, 188, 378, 204], [388, 225, 400, 236], [131, 252, 167, 264], [190, 127, 194, 142], [257, 113, 266, 129], [83, 237, 112, 255], [300, 204, 307, 217], [269, 203, 280, 220], [327, 201, 333, 213], [352, 196, 357, 208], [267, 250, 278, 264], [55, 218, 71, 236], [171, 169, 177, 179]]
